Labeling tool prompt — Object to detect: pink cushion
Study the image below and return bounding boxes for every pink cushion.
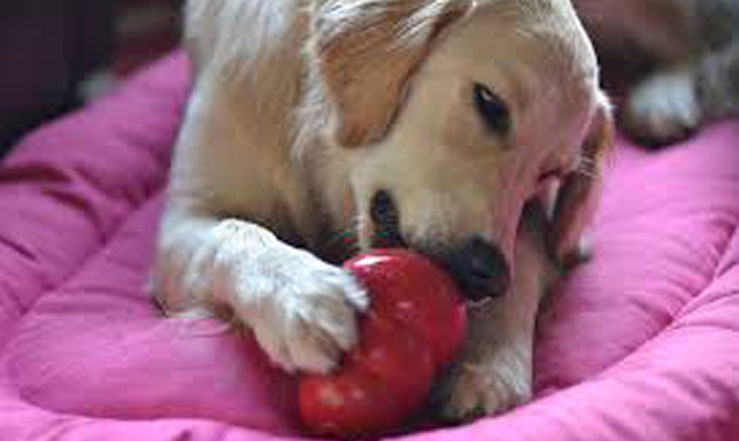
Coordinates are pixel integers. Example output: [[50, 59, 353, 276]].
[[1, 51, 738, 441]]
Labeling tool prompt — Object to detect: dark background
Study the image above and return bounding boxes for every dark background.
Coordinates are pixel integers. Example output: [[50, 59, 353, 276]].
[[0, 0, 183, 154]]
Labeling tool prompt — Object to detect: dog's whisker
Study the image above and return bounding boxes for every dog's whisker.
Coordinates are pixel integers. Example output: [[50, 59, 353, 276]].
[[577, 157, 597, 169], [578, 156, 596, 166], [574, 167, 598, 179], [574, 154, 601, 180]]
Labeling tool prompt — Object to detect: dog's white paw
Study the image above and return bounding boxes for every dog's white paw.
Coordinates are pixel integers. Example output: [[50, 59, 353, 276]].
[[216, 227, 368, 374], [437, 347, 532, 422], [622, 68, 702, 146]]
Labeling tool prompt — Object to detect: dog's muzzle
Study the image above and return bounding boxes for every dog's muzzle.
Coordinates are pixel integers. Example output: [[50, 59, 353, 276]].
[[438, 236, 510, 302], [370, 189, 510, 301]]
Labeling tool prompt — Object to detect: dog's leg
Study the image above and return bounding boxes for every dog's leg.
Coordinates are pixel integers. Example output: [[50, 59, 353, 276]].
[[620, 65, 703, 146], [437, 208, 557, 421], [621, 39, 739, 147], [154, 210, 368, 374], [613, 0, 739, 146]]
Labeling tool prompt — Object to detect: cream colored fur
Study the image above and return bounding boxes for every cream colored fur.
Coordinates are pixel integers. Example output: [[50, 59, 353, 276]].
[[435, 202, 558, 420], [155, 0, 611, 419]]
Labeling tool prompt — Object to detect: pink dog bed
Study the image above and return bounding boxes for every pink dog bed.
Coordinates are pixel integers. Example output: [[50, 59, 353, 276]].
[[1, 52, 738, 441]]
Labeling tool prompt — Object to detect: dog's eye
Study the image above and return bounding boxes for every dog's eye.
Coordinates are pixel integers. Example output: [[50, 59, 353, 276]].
[[473, 83, 511, 135]]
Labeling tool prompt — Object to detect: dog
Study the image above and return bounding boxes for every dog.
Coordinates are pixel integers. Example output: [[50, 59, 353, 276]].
[[573, 0, 739, 146], [154, 0, 612, 421]]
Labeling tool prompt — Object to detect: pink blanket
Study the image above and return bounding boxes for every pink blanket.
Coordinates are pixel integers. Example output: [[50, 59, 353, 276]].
[[1, 52, 738, 441]]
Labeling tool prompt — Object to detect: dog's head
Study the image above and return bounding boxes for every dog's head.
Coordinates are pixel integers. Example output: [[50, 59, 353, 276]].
[[309, 0, 612, 301]]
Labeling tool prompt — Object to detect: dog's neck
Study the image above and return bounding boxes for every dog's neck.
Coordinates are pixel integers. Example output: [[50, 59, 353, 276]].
[[285, 103, 357, 262], [289, 59, 361, 262], [292, 140, 358, 263]]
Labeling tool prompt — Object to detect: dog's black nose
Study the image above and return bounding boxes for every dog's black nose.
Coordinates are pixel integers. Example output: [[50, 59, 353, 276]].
[[440, 236, 510, 302]]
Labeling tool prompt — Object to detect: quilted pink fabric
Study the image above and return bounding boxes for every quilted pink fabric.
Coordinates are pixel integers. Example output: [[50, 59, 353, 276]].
[[1, 52, 738, 441]]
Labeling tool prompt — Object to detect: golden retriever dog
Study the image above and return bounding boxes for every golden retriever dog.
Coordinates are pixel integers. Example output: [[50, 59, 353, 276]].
[[574, 0, 739, 146], [154, 0, 611, 421]]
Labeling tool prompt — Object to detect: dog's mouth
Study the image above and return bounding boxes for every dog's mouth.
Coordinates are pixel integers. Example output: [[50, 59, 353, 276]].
[[368, 189, 510, 301], [370, 189, 406, 248]]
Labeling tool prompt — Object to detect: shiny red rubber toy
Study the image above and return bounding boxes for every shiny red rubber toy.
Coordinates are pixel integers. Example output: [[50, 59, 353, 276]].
[[299, 249, 467, 439]]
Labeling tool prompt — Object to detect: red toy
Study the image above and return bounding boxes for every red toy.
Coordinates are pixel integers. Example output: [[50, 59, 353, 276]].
[[299, 249, 467, 438]]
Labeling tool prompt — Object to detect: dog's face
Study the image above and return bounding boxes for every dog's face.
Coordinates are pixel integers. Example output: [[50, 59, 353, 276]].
[[312, 0, 612, 300]]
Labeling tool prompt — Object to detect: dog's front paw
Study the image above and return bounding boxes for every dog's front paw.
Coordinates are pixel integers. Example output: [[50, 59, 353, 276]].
[[219, 230, 368, 374], [622, 68, 702, 147], [436, 348, 532, 422]]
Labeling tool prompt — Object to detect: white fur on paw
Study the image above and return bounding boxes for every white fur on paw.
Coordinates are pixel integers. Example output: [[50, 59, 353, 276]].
[[439, 353, 532, 421], [623, 69, 702, 145], [226, 244, 368, 374]]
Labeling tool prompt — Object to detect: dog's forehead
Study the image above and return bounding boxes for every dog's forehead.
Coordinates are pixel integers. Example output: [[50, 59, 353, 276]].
[[422, 0, 599, 142], [432, 0, 599, 105]]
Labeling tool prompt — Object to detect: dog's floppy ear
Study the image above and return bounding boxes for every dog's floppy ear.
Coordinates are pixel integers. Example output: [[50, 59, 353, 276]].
[[310, 0, 474, 148], [551, 93, 613, 264]]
